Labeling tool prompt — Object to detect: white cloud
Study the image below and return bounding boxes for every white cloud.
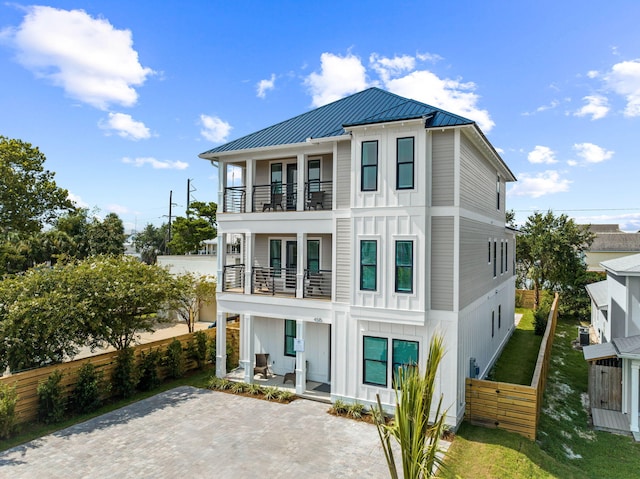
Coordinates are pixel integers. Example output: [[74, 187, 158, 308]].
[[257, 74, 276, 98], [573, 142, 614, 163], [68, 192, 88, 208], [99, 112, 151, 140], [106, 203, 131, 215], [604, 59, 640, 116], [416, 52, 443, 63], [4, 6, 154, 109], [199, 114, 232, 143], [574, 95, 609, 120], [522, 100, 560, 116], [304, 52, 369, 107], [369, 53, 415, 83], [567, 159, 578, 167], [527, 145, 557, 164], [508, 170, 571, 198], [385, 69, 495, 132], [587, 70, 600, 79], [574, 213, 640, 233], [122, 157, 188, 170]]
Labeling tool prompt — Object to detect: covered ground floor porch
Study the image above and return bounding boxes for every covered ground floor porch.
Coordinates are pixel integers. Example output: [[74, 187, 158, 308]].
[[225, 366, 331, 402]]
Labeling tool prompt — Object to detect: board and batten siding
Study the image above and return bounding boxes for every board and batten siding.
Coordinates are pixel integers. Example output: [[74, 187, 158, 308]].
[[459, 218, 512, 309], [431, 216, 454, 310], [335, 141, 351, 209], [335, 217, 351, 303], [459, 134, 502, 220], [431, 130, 454, 207]]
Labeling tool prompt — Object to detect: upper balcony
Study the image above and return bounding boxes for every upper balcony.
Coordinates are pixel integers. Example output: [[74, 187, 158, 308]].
[[220, 154, 334, 214]]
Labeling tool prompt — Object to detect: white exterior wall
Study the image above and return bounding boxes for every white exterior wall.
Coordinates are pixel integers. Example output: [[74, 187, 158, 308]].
[[157, 255, 217, 276], [609, 273, 628, 339]]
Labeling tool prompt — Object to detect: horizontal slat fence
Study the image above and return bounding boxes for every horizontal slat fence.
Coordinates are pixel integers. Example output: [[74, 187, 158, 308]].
[[1, 327, 238, 426], [466, 293, 559, 440]]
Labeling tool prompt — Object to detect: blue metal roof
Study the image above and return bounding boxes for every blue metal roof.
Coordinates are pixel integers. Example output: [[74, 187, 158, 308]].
[[199, 88, 474, 156]]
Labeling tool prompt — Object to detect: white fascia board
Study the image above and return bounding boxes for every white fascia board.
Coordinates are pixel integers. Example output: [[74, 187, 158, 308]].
[[343, 117, 425, 133], [199, 134, 351, 160]]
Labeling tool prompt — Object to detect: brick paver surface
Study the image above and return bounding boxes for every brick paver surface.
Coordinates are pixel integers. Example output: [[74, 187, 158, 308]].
[[0, 387, 390, 478]]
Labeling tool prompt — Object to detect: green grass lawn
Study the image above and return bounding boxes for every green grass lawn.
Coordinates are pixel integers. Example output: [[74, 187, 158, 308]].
[[442, 316, 640, 478], [0, 366, 214, 452], [490, 308, 542, 384]]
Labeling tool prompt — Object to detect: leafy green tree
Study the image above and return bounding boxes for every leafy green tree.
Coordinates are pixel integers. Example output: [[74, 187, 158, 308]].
[[87, 212, 125, 256], [516, 210, 594, 309], [0, 136, 73, 235], [134, 223, 168, 264], [373, 335, 447, 479], [0, 264, 89, 371], [171, 273, 217, 332], [168, 201, 217, 254]]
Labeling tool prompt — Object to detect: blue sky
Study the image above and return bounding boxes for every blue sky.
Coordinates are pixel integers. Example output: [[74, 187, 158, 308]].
[[1, 1, 640, 232]]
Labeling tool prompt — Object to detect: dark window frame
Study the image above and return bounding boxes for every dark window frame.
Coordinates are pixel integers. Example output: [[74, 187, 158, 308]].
[[396, 137, 415, 190], [363, 336, 388, 387], [360, 240, 377, 291], [361, 141, 378, 192], [395, 240, 414, 293], [284, 319, 296, 357], [492, 311, 495, 338], [493, 240, 497, 278], [270, 239, 282, 277], [307, 239, 320, 273]]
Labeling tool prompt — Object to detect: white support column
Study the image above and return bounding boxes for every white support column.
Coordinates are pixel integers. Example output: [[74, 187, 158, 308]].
[[217, 234, 226, 293], [297, 232, 306, 298], [297, 153, 306, 211], [295, 319, 307, 395], [216, 312, 227, 378], [240, 314, 255, 384], [623, 358, 630, 414], [217, 160, 224, 214], [246, 159, 255, 213], [244, 233, 254, 294], [631, 361, 640, 433]]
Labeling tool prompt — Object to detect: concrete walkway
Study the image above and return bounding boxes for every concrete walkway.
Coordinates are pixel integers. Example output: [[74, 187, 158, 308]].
[[0, 387, 390, 478]]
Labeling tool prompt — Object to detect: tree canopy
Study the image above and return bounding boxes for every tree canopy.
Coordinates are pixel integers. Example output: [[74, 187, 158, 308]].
[[168, 201, 217, 254], [516, 210, 594, 309], [134, 223, 168, 264], [170, 273, 217, 332], [0, 136, 73, 235]]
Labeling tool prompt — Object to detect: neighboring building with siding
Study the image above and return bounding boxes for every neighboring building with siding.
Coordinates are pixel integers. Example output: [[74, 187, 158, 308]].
[[583, 224, 640, 272], [199, 87, 516, 427]]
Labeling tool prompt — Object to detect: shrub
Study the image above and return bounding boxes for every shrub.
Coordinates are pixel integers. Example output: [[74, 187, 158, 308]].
[[137, 349, 161, 391], [230, 381, 247, 394], [263, 386, 279, 400], [72, 363, 105, 414], [113, 348, 138, 399], [37, 370, 66, 424], [247, 383, 263, 396], [207, 339, 217, 366], [165, 339, 185, 379], [208, 377, 232, 390], [331, 399, 348, 415], [347, 402, 366, 419], [534, 294, 554, 335], [0, 383, 18, 439], [276, 390, 295, 402], [188, 331, 208, 369]]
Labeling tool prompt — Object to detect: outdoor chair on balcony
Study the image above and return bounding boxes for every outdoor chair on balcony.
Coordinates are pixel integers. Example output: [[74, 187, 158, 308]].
[[283, 360, 308, 385], [306, 190, 324, 210], [254, 353, 272, 378], [262, 193, 283, 211]]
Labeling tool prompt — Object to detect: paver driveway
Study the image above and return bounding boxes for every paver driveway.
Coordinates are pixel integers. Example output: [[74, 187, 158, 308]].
[[0, 387, 390, 478]]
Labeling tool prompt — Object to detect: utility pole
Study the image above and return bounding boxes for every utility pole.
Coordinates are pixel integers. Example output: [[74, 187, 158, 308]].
[[187, 178, 196, 217], [167, 190, 177, 254]]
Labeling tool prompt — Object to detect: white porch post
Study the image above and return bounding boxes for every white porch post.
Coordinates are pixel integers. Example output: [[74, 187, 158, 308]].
[[631, 361, 640, 433], [244, 233, 254, 294], [295, 320, 307, 394], [297, 232, 306, 298], [246, 159, 254, 213], [215, 312, 227, 378], [240, 314, 255, 384], [216, 234, 226, 293], [297, 153, 305, 211]]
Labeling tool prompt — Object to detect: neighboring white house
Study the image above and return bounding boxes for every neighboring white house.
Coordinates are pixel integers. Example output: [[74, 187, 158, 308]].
[[582, 224, 640, 272], [199, 87, 517, 427], [584, 253, 640, 437]]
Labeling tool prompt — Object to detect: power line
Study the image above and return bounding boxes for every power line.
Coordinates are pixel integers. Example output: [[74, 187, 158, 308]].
[[514, 208, 640, 213]]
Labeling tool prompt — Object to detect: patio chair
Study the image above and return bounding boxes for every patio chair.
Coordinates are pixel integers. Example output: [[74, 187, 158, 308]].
[[254, 353, 272, 378], [283, 360, 308, 385], [306, 190, 324, 210], [262, 193, 283, 211]]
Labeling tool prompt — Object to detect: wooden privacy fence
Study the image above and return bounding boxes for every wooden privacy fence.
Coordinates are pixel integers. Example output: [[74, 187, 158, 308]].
[[0, 327, 238, 426], [466, 292, 560, 440]]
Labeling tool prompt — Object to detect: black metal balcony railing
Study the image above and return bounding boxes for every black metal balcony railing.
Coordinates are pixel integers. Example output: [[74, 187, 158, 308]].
[[223, 187, 246, 213], [303, 269, 332, 299], [223, 264, 245, 292], [304, 180, 332, 211], [252, 183, 297, 212], [252, 267, 296, 296]]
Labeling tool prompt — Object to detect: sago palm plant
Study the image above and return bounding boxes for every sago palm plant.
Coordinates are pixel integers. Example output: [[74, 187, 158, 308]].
[[373, 334, 447, 479]]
